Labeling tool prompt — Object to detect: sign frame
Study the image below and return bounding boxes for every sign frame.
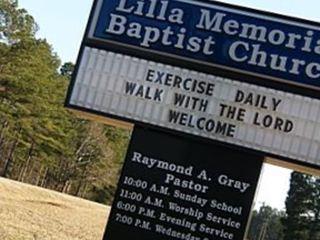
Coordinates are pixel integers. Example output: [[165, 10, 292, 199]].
[[70, 0, 320, 98], [65, 0, 320, 172]]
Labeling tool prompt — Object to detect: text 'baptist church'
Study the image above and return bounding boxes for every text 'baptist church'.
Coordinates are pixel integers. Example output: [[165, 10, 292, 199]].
[[105, 0, 320, 81]]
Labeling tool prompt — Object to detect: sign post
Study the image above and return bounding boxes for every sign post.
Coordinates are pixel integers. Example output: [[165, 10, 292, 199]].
[[104, 126, 263, 240]]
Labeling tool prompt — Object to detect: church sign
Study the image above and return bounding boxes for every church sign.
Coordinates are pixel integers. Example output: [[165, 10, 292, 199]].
[[87, 0, 320, 90], [65, 1, 320, 240], [67, 47, 320, 169]]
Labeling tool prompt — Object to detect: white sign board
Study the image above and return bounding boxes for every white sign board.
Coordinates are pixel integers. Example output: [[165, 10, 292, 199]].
[[68, 47, 320, 167]]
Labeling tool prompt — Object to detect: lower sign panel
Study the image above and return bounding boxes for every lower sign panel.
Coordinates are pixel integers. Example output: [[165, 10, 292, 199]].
[[103, 127, 263, 240], [67, 47, 320, 168]]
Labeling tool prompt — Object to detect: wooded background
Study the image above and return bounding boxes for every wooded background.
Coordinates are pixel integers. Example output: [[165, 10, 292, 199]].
[[0, 0, 130, 205]]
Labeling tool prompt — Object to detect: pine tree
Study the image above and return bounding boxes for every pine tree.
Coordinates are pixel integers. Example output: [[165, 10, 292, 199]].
[[308, 177, 320, 240], [60, 62, 74, 78], [248, 205, 284, 240], [282, 172, 314, 240], [0, 0, 37, 44]]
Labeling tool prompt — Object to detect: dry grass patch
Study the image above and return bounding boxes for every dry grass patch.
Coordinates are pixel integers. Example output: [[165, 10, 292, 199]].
[[0, 177, 110, 240]]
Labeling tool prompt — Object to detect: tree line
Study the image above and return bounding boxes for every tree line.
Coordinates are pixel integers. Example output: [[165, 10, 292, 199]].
[[0, 0, 130, 205], [248, 171, 320, 240]]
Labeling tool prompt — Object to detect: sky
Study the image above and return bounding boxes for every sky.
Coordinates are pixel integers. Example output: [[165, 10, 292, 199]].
[[19, 0, 320, 64], [17, 0, 320, 210], [19, 0, 93, 64]]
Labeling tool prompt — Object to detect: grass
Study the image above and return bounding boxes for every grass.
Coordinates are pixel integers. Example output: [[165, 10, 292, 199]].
[[0, 177, 110, 240]]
